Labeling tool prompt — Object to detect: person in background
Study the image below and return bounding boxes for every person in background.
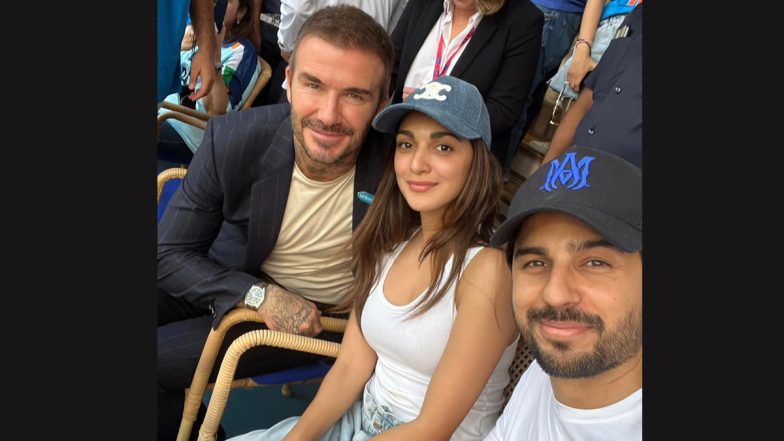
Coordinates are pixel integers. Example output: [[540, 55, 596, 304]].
[[250, 0, 286, 106], [544, 3, 642, 167], [502, 0, 587, 179], [158, 0, 218, 104], [266, 0, 409, 105], [157, 0, 261, 169], [548, 0, 642, 100], [390, 0, 543, 168], [278, 0, 407, 62]]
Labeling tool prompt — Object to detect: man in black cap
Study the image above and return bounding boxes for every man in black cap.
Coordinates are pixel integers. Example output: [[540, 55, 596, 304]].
[[484, 146, 642, 441]]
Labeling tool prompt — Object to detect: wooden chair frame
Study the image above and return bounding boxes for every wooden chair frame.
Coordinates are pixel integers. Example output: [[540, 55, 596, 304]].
[[157, 169, 349, 441], [178, 311, 347, 441], [195, 331, 533, 441], [157, 56, 272, 136]]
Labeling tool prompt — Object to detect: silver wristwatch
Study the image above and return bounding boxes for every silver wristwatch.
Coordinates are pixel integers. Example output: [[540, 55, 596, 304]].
[[244, 281, 269, 310]]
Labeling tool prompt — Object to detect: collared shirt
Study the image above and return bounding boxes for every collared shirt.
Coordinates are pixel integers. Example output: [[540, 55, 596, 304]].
[[402, 0, 483, 94]]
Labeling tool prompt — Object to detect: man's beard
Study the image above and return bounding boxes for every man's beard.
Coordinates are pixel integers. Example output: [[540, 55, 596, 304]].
[[519, 305, 642, 379], [291, 107, 366, 169]]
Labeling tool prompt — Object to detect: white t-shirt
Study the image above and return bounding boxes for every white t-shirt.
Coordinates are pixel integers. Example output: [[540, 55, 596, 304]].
[[362, 238, 518, 440], [484, 361, 642, 441], [260, 164, 355, 304]]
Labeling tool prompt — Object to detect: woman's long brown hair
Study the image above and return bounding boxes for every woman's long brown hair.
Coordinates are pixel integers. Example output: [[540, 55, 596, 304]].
[[336, 137, 503, 325]]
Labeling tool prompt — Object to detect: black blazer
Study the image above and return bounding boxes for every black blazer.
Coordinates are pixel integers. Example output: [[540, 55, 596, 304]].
[[157, 103, 389, 325], [391, 0, 543, 160]]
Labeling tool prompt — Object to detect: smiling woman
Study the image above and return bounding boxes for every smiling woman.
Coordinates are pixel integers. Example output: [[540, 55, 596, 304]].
[[392, 112, 474, 218]]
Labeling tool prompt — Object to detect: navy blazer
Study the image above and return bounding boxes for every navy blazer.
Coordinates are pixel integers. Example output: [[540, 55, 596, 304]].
[[157, 103, 390, 326], [391, 0, 543, 158]]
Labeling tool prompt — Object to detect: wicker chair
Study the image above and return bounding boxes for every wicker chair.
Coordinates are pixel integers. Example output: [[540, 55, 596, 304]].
[[502, 336, 535, 408], [157, 167, 349, 441], [157, 56, 272, 135], [157, 167, 188, 221], [188, 314, 347, 441], [196, 331, 535, 441]]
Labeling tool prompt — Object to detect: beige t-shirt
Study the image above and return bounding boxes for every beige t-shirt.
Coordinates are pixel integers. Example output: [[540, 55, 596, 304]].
[[260, 163, 355, 304]]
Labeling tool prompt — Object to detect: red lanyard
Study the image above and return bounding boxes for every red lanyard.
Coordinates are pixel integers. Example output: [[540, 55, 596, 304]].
[[432, 24, 476, 80]]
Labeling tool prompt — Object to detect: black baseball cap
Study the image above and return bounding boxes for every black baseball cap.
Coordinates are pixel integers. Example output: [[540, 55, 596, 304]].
[[491, 146, 642, 252]]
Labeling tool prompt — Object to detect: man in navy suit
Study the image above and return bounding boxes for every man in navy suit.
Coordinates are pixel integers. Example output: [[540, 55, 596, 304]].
[[157, 6, 394, 439]]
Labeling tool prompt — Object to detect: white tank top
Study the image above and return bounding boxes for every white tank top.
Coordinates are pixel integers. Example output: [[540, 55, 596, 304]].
[[361, 238, 518, 440]]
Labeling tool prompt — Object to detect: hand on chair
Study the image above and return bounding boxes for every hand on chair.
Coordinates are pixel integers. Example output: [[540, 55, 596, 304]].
[[258, 285, 324, 337]]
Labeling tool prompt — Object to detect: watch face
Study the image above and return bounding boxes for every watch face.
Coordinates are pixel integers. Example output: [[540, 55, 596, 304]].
[[246, 285, 265, 308]]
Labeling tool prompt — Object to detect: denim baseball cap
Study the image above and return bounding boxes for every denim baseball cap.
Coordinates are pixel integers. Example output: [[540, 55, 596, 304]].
[[372, 76, 492, 148], [491, 146, 642, 252]]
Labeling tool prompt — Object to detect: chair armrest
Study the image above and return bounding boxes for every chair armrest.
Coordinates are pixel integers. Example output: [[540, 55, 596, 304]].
[[162, 101, 212, 121], [157, 111, 209, 134], [238, 56, 274, 111], [320, 315, 348, 333], [157, 167, 188, 203], [197, 330, 341, 441], [177, 309, 347, 441]]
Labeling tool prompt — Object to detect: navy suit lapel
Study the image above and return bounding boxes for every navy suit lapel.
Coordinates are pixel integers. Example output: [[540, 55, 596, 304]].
[[245, 118, 295, 273], [352, 130, 391, 229], [450, 11, 500, 77], [243, 120, 391, 272]]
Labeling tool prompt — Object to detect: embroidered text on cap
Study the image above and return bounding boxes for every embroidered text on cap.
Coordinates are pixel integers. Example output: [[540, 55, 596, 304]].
[[413, 81, 452, 101], [539, 152, 595, 193]]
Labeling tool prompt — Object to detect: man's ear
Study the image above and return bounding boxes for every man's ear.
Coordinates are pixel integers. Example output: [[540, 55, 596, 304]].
[[285, 66, 292, 103]]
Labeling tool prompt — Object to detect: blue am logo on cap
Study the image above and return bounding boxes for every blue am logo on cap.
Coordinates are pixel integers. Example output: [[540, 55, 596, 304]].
[[413, 81, 452, 101], [539, 152, 595, 192]]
